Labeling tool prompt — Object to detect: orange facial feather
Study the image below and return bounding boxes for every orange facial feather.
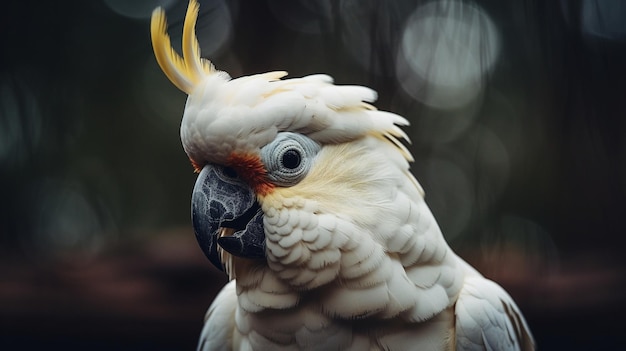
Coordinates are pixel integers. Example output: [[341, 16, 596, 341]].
[[227, 153, 275, 196], [190, 157, 204, 173]]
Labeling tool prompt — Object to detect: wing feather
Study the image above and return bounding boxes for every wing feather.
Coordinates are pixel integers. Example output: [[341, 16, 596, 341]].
[[455, 276, 534, 351], [197, 281, 238, 351]]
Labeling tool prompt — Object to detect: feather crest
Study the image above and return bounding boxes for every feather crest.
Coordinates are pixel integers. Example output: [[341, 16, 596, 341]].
[[150, 0, 214, 94], [154, 0, 414, 171]]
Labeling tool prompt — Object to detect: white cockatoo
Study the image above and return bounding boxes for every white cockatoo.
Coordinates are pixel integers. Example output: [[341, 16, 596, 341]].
[[150, 1, 534, 350]]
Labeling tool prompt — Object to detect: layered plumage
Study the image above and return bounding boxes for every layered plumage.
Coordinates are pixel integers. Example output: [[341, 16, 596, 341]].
[[151, 1, 534, 350]]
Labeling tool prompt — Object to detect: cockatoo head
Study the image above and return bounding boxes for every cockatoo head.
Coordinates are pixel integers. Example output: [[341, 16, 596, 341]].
[[151, 0, 418, 284]]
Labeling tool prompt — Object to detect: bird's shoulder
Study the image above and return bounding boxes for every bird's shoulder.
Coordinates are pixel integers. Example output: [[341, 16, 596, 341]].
[[454, 274, 534, 351]]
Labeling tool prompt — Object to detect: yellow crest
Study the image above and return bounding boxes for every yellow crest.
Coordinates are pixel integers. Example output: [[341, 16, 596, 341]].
[[150, 0, 215, 94]]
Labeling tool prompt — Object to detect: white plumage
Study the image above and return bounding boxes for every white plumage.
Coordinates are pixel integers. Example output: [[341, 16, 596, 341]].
[[151, 1, 534, 350]]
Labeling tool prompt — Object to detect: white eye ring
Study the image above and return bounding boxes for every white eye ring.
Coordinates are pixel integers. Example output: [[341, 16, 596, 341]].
[[261, 133, 320, 187]]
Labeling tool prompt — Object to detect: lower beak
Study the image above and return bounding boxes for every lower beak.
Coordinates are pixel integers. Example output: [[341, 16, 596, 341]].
[[191, 164, 266, 271]]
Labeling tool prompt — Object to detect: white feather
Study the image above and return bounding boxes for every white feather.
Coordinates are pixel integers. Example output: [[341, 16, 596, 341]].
[[195, 133, 533, 350], [197, 281, 237, 351], [178, 68, 411, 166], [455, 276, 535, 350]]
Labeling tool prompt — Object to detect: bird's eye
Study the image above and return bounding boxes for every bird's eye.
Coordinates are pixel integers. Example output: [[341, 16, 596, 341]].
[[281, 149, 301, 169], [261, 133, 320, 187]]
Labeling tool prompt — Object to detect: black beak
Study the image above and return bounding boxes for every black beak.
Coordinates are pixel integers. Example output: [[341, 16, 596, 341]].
[[191, 164, 266, 271]]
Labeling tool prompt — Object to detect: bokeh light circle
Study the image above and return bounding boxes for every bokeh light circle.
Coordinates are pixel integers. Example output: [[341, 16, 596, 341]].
[[398, 0, 500, 109]]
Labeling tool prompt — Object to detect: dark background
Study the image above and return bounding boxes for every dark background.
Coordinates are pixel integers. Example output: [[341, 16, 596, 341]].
[[1, 0, 625, 349]]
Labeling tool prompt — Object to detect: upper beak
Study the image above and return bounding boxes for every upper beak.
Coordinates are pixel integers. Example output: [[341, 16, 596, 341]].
[[191, 164, 266, 270]]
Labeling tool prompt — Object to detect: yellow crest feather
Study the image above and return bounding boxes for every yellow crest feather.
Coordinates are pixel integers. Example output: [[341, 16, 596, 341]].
[[150, 0, 214, 94]]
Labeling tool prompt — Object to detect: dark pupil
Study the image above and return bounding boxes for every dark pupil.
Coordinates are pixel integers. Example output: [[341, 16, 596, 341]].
[[281, 149, 301, 169]]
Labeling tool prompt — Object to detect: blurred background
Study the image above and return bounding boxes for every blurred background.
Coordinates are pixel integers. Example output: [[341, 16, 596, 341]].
[[1, 0, 625, 349]]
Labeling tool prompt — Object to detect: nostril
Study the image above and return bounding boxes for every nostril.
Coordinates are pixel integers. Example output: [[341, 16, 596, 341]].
[[222, 166, 238, 179]]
